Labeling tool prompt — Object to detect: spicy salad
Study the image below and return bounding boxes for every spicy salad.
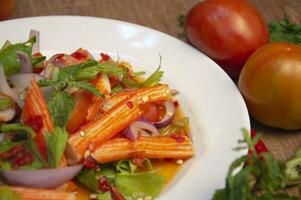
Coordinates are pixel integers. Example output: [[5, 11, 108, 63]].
[[0, 31, 194, 200]]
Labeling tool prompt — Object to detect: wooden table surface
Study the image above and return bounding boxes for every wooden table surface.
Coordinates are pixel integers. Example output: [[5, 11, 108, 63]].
[[5, 0, 301, 196]]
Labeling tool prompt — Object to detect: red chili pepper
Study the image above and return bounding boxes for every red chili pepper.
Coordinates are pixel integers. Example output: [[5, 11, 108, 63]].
[[100, 53, 111, 62], [110, 186, 125, 200], [98, 176, 110, 192], [170, 134, 185, 143], [71, 50, 88, 60], [250, 129, 268, 154], [83, 158, 97, 169]]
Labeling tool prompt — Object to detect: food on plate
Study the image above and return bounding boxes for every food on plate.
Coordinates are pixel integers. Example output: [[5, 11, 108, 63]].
[[184, 0, 269, 77], [239, 42, 301, 130], [0, 32, 194, 199]]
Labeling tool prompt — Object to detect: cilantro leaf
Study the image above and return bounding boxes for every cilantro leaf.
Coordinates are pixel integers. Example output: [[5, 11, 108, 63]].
[[32, 56, 46, 67], [269, 16, 301, 45], [48, 91, 74, 127], [44, 127, 68, 168], [122, 66, 164, 88], [76, 62, 123, 80], [69, 81, 101, 96], [0, 186, 20, 200]]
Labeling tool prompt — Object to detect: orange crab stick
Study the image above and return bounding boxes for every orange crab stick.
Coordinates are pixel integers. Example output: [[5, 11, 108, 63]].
[[102, 84, 170, 112], [66, 96, 142, 164], [22, 78, 54, 160], [91, 135, 194, 163], [9, 186, 76, 200], [85, 74, 110, 122]]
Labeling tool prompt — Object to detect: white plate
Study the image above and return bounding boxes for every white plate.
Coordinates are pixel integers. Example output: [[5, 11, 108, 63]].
[[0, 16, 250, 199]]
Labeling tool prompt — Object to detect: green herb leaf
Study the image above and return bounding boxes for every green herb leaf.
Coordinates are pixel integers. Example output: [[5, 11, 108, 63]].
[[0, 37, 36, 76], [0, 186, 20, 200], [160, 117, 189, 135], [111, 85, 124, 94], [115, 160, 138, 175], [48, 91, 74, 127], [269, 16, 301, 45], [44, 127, 68, 168], [178, 14, 186, 28], [76, 62, 123, 80], [69, 81, 101, 96], [96, 192, 113, 200], [115, 172, 165, 199], [76, 169, 100, 192], [122, 66, 164, 88], [0, 96, 14, 110], [0, 136, 25, 154], [32, 56, 46, 67]]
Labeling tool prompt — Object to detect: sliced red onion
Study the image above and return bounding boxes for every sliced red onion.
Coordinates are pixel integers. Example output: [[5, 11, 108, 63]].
[[170, 89, 179, 95], [15, 51, 32, 73], [101, 74, 111, 95], [0, 65, 20, 106], [8, 73, 44, 94], [122, 119, 159, 141], [0, 107, 16, 122], [0, 164, 83, 189], [29, 29, 40, 53], [154, 100, 176, 128]]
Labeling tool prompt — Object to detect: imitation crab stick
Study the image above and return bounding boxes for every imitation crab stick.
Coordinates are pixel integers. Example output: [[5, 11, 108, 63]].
[[85, 74, 110, 122], [8, 186, 76, 200], [22, 78, 54, 160], [66, 96, 142, 164], [91, 135, 194, 163], [102, 84, 170, 112], [22, 78, 53, 133]]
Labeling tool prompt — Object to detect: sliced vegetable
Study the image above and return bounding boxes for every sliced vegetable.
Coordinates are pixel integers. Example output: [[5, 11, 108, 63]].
[[115, 172, 165, 199], [0, 37, 36, 76], [159, 117, 189, 136], [122, 119, 159, 141], [0, 64, 20, 106], [7, 186, 77, 200], [0, 95, 13, 110], [0, 164, 83, 189], [92, 136, 194, 163], [0, 186, 20, 200], [8, 73, 44, 95], [154, 100, 175, 128], [29, 29, 40, 53], [67, 96, 142, 164], [48, 91, 74, 127], [122, 66, 164, 88], [16, 50, 32, 73], [44, 127, 68, 168]]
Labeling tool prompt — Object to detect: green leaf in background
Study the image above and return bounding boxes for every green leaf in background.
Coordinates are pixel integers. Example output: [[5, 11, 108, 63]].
[[44, 127, 68, 168], [269, 16, 301, 45], [0, 186, 20, 200], [48, 91, 74, 127], [115, 172, 165, 199], [0, 37, 36, 76]]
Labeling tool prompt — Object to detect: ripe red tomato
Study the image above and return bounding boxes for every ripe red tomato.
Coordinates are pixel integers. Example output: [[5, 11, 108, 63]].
[[184, 0, 269, 77], [239, 42, 301, 130]]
